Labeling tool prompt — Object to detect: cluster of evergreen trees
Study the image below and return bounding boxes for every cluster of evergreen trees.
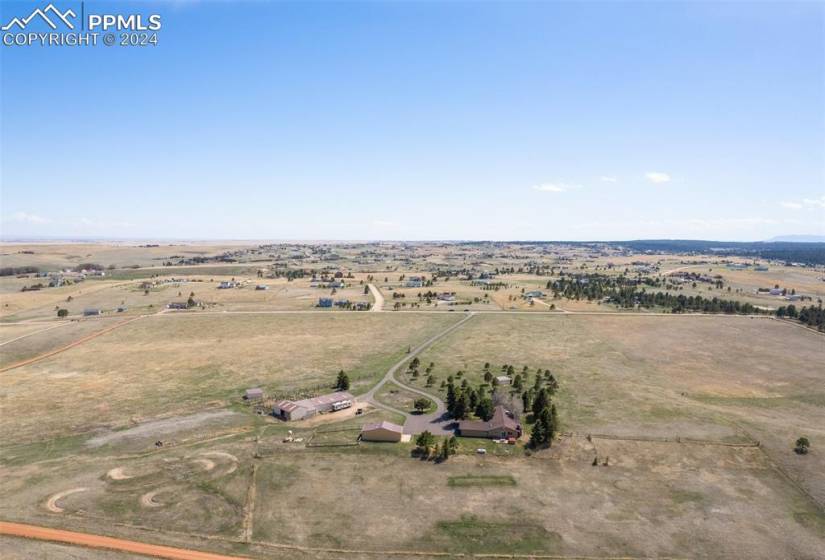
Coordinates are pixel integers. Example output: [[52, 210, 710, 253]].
[[441, 363, 561, 450], [548, 275, 762, 315], [445, 375, 494, 421], [0, 266, 40, 276], [776, 305, 825, 331], [520, 376, 559, 449]]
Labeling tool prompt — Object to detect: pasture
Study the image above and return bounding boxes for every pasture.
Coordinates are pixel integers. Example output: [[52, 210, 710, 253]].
[[0, 313, 459, 444]]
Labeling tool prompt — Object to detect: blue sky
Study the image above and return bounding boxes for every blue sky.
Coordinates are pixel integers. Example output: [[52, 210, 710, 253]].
[[1, 0, 823, 241]]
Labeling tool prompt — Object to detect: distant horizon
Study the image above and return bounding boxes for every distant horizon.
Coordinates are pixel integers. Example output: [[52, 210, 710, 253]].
[[2, 235, 824, 245]]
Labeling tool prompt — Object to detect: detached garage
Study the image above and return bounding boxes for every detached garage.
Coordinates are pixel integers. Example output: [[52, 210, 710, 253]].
[[360, 421, 404, 442]]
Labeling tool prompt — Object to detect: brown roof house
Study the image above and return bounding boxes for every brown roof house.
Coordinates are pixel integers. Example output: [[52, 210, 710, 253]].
[[360, 421, 404, 442], [457, 406, 521, 439]]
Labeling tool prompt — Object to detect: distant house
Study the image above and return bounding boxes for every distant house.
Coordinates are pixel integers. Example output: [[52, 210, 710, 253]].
[[437, 293, 456, 302], [754, 266, 769, 272], [406, 276, 424, 288], [244, 388, 264, 401], [328, 280, 344, 288], [769, 288, 783, 296], [495, 375, 512, 385], [457, 406, 521, 439], [83, 308, 101, 316], [273, 391, 354, 421], [360, 421, 404, 442], [218, 281, 236, 289], [318, 297, 334, 308], [167, 302, 188, 310], [785, 294, 801, 301], [523, 290, 544, 299]]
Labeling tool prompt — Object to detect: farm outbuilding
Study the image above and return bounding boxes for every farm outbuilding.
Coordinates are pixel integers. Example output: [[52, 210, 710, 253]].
[[360, 421, 404, 442], [245, 388, 264, 401], [273, 391, 354, 421]]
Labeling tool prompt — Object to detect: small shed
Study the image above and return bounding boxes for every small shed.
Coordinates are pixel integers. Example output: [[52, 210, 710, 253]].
[[360, 421, 404, 442], [83, 308, 101, 316], [245, 388, 264, 401], [495, 375, 512, 385]]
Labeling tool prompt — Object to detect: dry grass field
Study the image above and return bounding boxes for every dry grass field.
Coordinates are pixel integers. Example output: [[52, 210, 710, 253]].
[[0, 433, 822, 559], [1, 243, 823, 559], [0, 317, 125, 367], [0, 243, 249, 271], [0, 313, 459, 445], [414, 314, 825, 503]]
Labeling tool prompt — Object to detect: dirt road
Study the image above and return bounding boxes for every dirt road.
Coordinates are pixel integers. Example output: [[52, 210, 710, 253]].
[[367, 283, 384, 312], [0, 521, 249, 560], [362, 312, 475, 435], [0, 315, 147, 374]]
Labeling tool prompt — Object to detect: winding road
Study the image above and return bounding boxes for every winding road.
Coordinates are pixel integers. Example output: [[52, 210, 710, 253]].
[[361, 311, 474, 435]]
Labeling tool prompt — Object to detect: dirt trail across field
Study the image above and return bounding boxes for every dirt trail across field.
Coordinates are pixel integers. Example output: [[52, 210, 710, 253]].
[[0, 521, 250, 560], [0, 322, 72, 347], [367, 283, 384, 311], [362, 312, 475, 435], [0, 315, 148, 373], [44, 488, 88, 513]]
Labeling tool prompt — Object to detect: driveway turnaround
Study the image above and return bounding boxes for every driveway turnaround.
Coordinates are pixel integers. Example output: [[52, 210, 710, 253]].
[[361, 312, 474, 435]]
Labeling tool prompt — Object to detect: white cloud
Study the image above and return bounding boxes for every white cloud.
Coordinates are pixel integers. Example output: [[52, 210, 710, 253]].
[[600, 176, 618, 183], [9, 211, 50, 224], [532, 182, 582, 193], [645, 172, 671, 184], [802, 195, 825, 209], [780, 195, 825, 210]]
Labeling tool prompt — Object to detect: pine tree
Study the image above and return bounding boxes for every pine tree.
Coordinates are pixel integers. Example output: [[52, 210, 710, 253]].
[[521, 390, 532, 414], [452, 391, 469, 420], [529, 418, 546, 448], [475, 398, 494, 421], [335, 370, 350, 390], [446, 382, 457, 415], [532, 388, 549, 418]]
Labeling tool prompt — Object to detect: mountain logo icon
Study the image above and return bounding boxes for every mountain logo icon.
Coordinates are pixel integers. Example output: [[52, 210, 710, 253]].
[[2, 3, 77, 31]]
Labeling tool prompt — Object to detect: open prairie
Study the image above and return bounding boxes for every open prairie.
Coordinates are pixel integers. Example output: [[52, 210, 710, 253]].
[[1, 242, 823, 559], [0, 313, 459, 444], [0, 243, 251, 271], [0, 430, 822, 560], [412, 313, 825, 503]]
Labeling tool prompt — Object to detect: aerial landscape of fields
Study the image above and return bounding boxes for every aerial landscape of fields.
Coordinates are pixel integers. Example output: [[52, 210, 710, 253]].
[[0, 240, 823, 559], [2, 1, 824, 558]]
